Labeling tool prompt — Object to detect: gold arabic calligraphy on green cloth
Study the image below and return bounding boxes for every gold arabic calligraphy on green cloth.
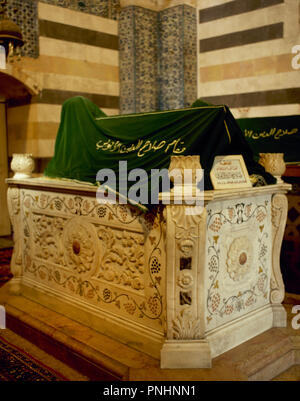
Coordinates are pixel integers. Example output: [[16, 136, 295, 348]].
[[237, 115, 300, 163], [44, 96, 275, 198], [95, 137, 187, 157]]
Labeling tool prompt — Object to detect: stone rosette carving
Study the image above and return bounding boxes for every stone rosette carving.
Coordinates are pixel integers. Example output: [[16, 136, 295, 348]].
[[177, 271, 194, 290], [226, 236, 253, 281], [206, 198, 271, 326], [63, 216, 99, 276], [179, 239, 194, 257]]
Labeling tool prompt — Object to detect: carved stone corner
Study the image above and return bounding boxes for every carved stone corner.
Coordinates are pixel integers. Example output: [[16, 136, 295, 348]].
[[270, 193, 288, 305], [7, 186, 23, 294]]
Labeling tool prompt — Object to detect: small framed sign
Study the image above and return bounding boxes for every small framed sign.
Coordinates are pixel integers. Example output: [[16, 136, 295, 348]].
[[210, 155, 252, 189]]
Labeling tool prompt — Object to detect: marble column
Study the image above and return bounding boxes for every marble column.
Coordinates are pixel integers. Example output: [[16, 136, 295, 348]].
[[119, 0, 197, 113]]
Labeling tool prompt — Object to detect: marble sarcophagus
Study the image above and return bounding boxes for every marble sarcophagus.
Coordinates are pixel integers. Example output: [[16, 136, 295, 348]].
[[3, 156, 291, 369]]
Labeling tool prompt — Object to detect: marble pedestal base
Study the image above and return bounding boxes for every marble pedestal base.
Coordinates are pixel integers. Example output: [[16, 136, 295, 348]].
[[1, 284, 299, 381], [161, 340, 211, 369], [207, 304, 286, 359], [5, 177, 291, 369], [160, 304, 286, 369]]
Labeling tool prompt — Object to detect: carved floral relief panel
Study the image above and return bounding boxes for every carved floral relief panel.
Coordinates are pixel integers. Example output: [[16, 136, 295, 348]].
[[205, 195, 272, 331], [21, 189, 166, 332]]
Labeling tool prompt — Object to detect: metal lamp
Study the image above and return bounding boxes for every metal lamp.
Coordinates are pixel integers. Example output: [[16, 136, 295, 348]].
[[0, 0, 24, 67]]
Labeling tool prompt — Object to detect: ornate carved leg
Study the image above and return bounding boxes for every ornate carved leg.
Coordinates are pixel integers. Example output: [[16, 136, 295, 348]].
[[160, 156, 211, 368], [160, 204, 211, 368], [270, 193, 288, 327], [7, 186, 23, 294]]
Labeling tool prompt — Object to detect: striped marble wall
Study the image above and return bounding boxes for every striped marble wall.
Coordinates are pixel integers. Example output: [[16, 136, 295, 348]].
[[7, 2, 119, 159], [197, 0, 300, 119]]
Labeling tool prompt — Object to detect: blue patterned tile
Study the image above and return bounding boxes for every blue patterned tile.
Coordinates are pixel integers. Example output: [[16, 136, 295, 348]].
[[158, 6, 184, 110], [119, 6, 136, 114], [1, 0, 121, 60], [1, 0, 38, 58], [119, 6, 159, 114], [39, 0, 120, 20], [158, 5, 197, 110], [119, 4, 197, 113], [183, 5, 197, 107]]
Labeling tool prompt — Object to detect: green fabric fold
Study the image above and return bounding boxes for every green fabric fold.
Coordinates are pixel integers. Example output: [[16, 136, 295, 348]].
[[44, 96, 275, 202]]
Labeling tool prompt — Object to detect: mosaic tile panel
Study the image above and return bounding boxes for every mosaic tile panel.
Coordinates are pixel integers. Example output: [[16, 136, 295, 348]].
[[182, 5, 197, 108], [0, 0, 120, 59], [158, 6, 184, 111], [134, 7, 159, 113], [119, 6, 159, 114], [119, 6, 136, 114], [119, 4, 197, 114], [158, 5, 197, 110], [39, 0, 121, 20]]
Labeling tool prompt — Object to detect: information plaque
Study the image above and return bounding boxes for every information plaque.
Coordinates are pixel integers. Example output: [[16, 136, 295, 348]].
[[210, 155, 252, 189]]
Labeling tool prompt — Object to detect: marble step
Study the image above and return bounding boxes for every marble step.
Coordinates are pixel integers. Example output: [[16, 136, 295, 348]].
[[1, 284, 300, 381]]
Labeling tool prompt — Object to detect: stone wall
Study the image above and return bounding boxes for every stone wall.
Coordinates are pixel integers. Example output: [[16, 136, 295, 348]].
[[197, 0, 300, 119], [4, 1, 119, 160]]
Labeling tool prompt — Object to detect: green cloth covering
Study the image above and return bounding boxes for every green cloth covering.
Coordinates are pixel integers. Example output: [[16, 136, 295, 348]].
[[237, 115, 300, 164], [44, 96, 275, 201]]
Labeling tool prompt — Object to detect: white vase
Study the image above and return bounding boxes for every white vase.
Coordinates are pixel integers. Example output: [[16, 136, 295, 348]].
[[11, 153, 35, 179], [258, 153, 286, 184]]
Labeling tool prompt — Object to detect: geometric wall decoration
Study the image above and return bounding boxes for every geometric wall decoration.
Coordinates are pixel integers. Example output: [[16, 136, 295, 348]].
[[119, 4, 197, 113]]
